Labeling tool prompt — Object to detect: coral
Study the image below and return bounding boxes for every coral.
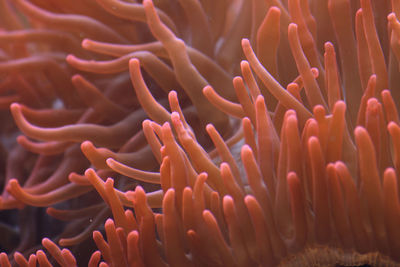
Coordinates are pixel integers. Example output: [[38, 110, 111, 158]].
[[0, 0, 399, 266]]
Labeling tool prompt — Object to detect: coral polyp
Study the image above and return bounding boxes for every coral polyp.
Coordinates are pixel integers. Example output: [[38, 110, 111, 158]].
[[0, 0, 399, 266]]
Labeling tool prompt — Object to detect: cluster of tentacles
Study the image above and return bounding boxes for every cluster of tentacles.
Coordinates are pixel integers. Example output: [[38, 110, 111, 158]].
[[0, 0, 400, 266]]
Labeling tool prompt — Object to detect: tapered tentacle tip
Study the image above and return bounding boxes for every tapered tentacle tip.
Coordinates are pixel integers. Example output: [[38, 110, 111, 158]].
[[5, 179, 21, 199], [202, 85, 212, 95], [334, 100, 346, 109], [168, 90, 177, 97], [241, 144, 252, 155], [241, 38, 250, 48], [71, 74, 82, 83], [287, 171, 299, 183], [80, 140, 92, 148], [104, 218, 114, 228], [105, 157, 117, 168], [65, 54, 76, 63], [81, 38, 91, 48], [161, 121, 171, 130], [58, 239, 70, 247], [7, 179, 19, 189], [311, 67, 319, 77], [143, 0, 156, 13], [381, 89, 390, 97], [243, 195, 254, 205], [143, 0, 153, 6], [354, 126, 366, 137], [16, 135, 25, 143], [232, 76, 242, 83], [205, 123, 213, 131], [255, 94, 265, 106], [46, 206, 56, 215], [324, 41, 334, 50], [288, 23, 298, 31], [129, 58, 140, 67], [84, 168, 96, 177], [41, 238, 52, 247], [170, 111, 180, 121], [388, 121, 397, 130], [10, 102, 21, 112]]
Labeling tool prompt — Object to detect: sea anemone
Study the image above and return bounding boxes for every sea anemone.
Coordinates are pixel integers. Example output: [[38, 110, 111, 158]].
[[0, 0, 400, 266]]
